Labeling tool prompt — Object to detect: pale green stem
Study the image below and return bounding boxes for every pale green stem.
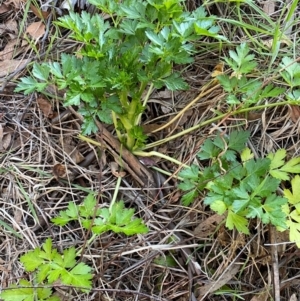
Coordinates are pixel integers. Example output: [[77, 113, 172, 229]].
[[141, 100, 292, 150], [133, 150, 189, 168], [151, 165, 184, 181], [135, 83, 154, 126], [112, 111, 122, 142], [110, 175, 122, 214]]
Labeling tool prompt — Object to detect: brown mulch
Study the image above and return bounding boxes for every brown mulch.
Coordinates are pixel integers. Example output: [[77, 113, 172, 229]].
[[1, 1, 300, 301]]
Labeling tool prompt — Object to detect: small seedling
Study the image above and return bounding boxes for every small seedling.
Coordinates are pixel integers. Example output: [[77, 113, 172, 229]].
[[0, 238, 92, 301], [52, 193, 148, 236], [0, 194, 148, 301]]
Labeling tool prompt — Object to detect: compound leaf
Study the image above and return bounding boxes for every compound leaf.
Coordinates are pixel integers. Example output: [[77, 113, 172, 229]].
[[20, 248, 43, 272], [284, 175, 300, 205]]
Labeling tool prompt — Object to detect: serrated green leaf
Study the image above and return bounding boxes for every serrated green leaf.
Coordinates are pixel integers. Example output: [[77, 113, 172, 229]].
[[179, 165, 200, 181], [42, 238, 53, 259], [181, 189, 199, 206], [47, 268, 63, 284], [79, 193, 97, 218], [217, 74, 237, 92], [162, 73, 189, 91], [289, 209, 300, 223], [61, 262, 92, 291], [20, 248, 43, 271], [109, 218, 149, 235], [261, 194, 287, 228], [51, 202, 78, 226], [63, 247, 77, 268], [15, 77, 42, 94], [36, 264, 51, 283], [178, 180, 196, 191], [51, 211, 74, 226], [226, 210, 249, 234], [32, 63, 50, 81], [210, 200, 227, 215], [228, 130, 250, 152], [283, 175, 300, 205], [269, 169, 289, 181], [252, 176, 280, 198], [198, 137, 219, 160], [267, 149, 286, 169], [281, 157, 300, 173], [240, 147, 254, 162], [225, 43, 257, 75], [146, 30, 164, 46], [287, 219, 300, 248], [0, 280, 34, 301]]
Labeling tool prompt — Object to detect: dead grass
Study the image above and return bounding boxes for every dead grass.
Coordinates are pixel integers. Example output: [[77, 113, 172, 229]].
[[1, 1, 300, 301]]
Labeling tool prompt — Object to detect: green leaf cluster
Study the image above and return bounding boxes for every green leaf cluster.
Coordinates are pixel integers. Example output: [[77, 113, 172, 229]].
[[15, 0, 225, 150], [0, 238, 92, 301], [280, 57, 300, 103], [179, 130, 300, 235], [0, 192, 148, 301], [179, 130, 250, 207], [283, 176, 300, 247], [217, 43, 284, 106], [51, 193, 149, 235], [0, 279, 60, 301], [21, 238, 92, 291]]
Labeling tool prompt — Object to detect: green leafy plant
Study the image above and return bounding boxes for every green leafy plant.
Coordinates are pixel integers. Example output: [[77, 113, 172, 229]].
[[217, 42, 284, 106], [280, 56, 300, 103], [0, 238, 92, 301], [15, 0, 225, 150], [0, 194, 148, 301], [52, 193, 148, 235], [179, 131, 300, 238]]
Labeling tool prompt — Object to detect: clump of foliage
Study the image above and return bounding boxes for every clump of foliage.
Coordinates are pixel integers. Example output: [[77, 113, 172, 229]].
[[179, 130, 300, 245], [16, 0, 225, 150], [216, 42, 284, 106], [0, 194, 148, 301], [52, 193, 148, 235]]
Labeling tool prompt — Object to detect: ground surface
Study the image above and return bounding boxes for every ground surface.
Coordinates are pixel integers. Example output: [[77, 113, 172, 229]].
[[1, 1, 300, 301]]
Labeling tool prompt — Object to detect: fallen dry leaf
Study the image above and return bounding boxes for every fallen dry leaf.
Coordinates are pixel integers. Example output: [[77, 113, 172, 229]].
[[59, 136, 84, 164], [0, 124, 3, 141], [289, 105, 300, 123], [6, 0, 25, 9], [247, 112, 262, 121], [110, 162, 126, 177], [0, 19, 18, 37], [262, 0, 275, 15], [13, 207, 23, 230], [0, 39, 18, 61], [60, 0, 78, 10], [37, 97, 53, 118], [0, 4, 10, 14], [262, 38, 291, 49], [11, 131, 31, 150], [30, 4, 50, 20], [0, 132, 12, 150], [0, 59, 29, 78], [193, 214, 225, 238], [53, 164, 67, 179], [198, 263, 240, 298], [289, 294, 297, 301], [211, 62, 224, 77], [249, 291, 271, 301], [26, 21, 45, 40], [0, 39, 29, 61]]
